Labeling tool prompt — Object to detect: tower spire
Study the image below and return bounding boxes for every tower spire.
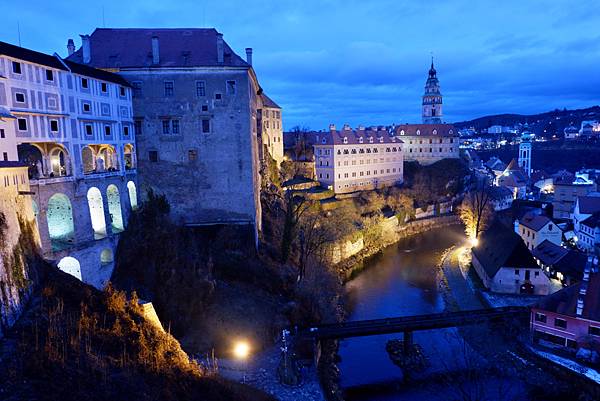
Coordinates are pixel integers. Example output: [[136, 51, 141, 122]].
[[422, 57, 442, 124]]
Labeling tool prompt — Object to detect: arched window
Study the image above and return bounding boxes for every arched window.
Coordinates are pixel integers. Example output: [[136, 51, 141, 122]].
[[82, 146, 95, 174], [124, 144, 135, 170], [18, 143, 44, 179], [57, 256, 82, 281], [107, 184, 124, 233], [46, 193, 75, 250], [127, 181, 138, 210], [100, 248, 114, 265], [87, 187, 107, 239], [50, 147, 68, 177]]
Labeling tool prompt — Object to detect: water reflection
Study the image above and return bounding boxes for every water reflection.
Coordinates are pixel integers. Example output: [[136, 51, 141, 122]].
[[339, 225, 466, 392]]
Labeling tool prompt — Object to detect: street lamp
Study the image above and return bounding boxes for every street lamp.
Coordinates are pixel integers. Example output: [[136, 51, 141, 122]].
[[234, 341, 250, 360], [233, 340, 250, 383], [469, 237, 479, 247]]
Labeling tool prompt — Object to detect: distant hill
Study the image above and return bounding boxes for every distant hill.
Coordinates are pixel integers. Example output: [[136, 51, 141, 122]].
[[454, 105, 600, 137]]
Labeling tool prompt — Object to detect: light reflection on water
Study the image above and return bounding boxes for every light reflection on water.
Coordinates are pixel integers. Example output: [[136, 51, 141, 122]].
[[339, 225, 469, 392]]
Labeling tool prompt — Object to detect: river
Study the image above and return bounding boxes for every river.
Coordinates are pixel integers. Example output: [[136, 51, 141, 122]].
[[338, 224, 517, 400]]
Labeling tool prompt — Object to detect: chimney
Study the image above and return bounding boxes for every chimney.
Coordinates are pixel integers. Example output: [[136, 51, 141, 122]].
[[151, 36, 160, 65], [216, 33, 224, 64], [80, 35, 91, 64], [329, 124, 336, 131], [67, 39, 75, 56], [245, 48, 253, 66]]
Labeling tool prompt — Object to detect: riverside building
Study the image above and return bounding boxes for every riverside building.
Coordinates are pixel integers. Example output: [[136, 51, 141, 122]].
[[313, 125, 404, 194]]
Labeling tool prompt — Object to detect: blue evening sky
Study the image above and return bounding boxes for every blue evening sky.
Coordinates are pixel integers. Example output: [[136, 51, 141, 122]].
[[2, 0, 599, 130]]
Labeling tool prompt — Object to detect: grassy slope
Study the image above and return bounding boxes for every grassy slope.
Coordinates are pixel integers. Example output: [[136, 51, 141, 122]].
[[0, 264, 275, 401]]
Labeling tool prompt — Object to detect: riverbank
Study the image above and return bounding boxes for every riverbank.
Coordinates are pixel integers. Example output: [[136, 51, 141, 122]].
[[437, 246, 598, 400], [334, 215, 460, 282]]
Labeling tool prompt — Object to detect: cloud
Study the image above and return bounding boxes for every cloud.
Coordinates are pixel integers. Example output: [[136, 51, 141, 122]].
[[2, 0, 598, 129]]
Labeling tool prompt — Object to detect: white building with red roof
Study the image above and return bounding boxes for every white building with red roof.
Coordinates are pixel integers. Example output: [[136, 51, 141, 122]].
[[313, 125, 403, 193]]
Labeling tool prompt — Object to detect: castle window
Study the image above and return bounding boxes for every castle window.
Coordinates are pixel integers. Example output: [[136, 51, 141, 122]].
[[134, 119, 143, 135], [196, 81, 206, 97], [17, 118, 27, 131], [162, 120, 170, 134], [202, 105, 208, 112], [49, 119, 59, 133], [215, 93, 222, 100], [104, 125, 111, 136], [188, 149, 198, 161], [81, 78, 89, 89], [85, 124, 93, 136], [132, 81, 143, 97], [149, 150, 158, 162], [164, 81, 174, 97], [202, 119, 210, 133], [15, 92, 25, 103], [172, 120, 180, 135], [119, 86, 126, 97], [12, 61, 22, 74], [226, 80, 236, 95], [123, 126, 130, 136], [101, 82, 108, 93], [83, 102, 91, 113]]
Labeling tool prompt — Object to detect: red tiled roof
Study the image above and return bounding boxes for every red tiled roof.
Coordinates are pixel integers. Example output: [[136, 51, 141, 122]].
[[313, 127, 403, 146], [67, 28, 248, 69], [519, 212, 554, 232], [261, 93, 281, 109], [393, 123, 456, 137], [577, 196, 600, 214], [536, 267, 600, 322]]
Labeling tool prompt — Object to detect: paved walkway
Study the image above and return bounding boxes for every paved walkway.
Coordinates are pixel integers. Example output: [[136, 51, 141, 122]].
[[219, 345, 325, 401], [440, 246, 485, 311]]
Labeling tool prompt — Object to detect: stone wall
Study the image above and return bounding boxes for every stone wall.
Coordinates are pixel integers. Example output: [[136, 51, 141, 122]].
[[0, 165, 38, 338]]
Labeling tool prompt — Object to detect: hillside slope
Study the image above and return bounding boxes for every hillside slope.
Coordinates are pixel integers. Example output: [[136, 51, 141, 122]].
[[0, 263, 275, 401]]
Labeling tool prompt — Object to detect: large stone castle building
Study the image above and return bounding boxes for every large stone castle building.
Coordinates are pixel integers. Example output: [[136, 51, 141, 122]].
[[0, 40, 137, 288], [66, 28, 282, 240]]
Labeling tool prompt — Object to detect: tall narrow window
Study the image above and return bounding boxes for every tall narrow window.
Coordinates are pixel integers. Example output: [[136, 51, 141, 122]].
[[81, 78, 89, 89], [201, 119, 210, 133], [46, 69, 54, 81], [196, 81, 206, 97], [149, 150, 158, 162], [172, 120, 180, 134], [164, 81, 174, 97], [162, 120, 170, 134], [119, 86, 126, 97], [85, 124, 93, 136], [12, 62, 22, 74], [132, 81, 142, 97], [134, 119, 143, 135], [226, 80, 236, 95], [49, 120, 59, 133], [104, 125, 111, 136], [17, 118, 27, 131]]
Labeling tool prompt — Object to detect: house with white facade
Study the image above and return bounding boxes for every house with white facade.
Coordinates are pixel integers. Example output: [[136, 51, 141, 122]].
[[516, 212, 562, 251], [472, 220, 551, 295], [313, 125, 403, 194], [578, 213, 600, 252], [573, 195, 600, 249], [489, 185, 513, 211], [259, 93, 284, 166], [0, 40, 137, 288], [392, 124, 459, 165]]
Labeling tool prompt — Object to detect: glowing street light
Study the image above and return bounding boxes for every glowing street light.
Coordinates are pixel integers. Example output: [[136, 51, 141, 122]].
[[233, 341, 250, 359], [469, 237, 479, 247]]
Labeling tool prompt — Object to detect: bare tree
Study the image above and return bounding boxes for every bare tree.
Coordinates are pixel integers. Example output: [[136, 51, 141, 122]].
[[280, 190, 313, 263], [458, 185, 494, 242]]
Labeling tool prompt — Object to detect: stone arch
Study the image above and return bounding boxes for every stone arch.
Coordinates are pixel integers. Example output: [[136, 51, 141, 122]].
[[46, 193, 75, 250], [127, 181, 138, 210], [100, 248, 114, 265], [49, 145, 69, 177], [106, 184, 124, 232], [82, 146, 95, 174], [17, 143, 44, 179], [87, 187, 107, 239], [57, 256, 82, 281], [98, 145, 118, 171], [124, 143, 135, 170]]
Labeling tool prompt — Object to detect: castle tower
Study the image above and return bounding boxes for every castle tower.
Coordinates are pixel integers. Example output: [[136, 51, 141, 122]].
[[518, 134, 532, 177], [422, 58, 443, 124]]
